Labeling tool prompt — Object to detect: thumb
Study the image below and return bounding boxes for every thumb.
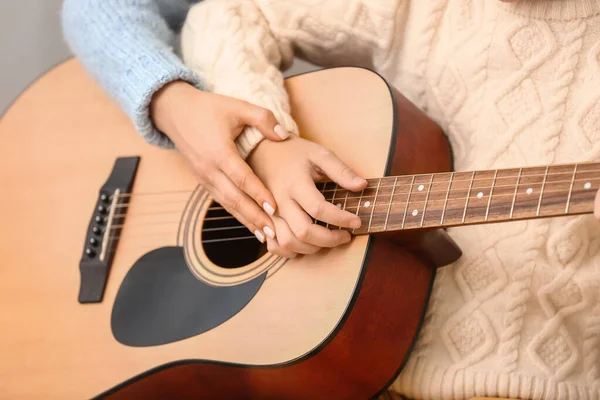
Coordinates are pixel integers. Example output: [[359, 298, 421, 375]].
[[236, 100, 291, 141]]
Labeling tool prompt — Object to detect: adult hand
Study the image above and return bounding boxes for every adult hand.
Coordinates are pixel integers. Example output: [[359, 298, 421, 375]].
[[151, 81, 290, 242]]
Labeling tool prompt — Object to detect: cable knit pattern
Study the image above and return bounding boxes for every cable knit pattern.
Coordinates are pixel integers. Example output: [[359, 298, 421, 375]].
[[498, 259, 535, 372], [181, 0, 600, 398], [182, 0, 398, 158], [575, 40, 600, 162], [544, 19, 586, 155], [497, 223, 548, 373], [453, 14, 497, 168], [528, 216, 591, 380], [412, 267, 447, 356], [413, 0, 448, 112], [583, 302, 600, 385], [181, 0, 297, 158]]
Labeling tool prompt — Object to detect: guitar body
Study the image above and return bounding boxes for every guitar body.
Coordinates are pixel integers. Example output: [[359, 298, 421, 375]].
[[0, 60, 457, 399]]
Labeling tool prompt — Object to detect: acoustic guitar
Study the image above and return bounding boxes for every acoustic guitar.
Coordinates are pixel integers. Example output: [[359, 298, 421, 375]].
[[0, 59, 594, 400]]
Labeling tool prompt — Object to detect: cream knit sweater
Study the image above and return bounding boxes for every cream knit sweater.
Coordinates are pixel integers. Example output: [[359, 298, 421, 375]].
[[181, 1, 600, 398]]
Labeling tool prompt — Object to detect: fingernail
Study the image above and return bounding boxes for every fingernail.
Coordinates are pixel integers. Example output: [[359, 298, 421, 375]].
[[274, 125, 289, 139], [263, 202, 275, 216], [263, 226, 276, 239], [353, 177, 367, 186], [350, 218, 361, 229], [254, 230, 266, 243]]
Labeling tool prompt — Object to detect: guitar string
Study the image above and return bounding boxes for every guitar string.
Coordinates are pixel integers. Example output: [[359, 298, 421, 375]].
[[104, 185, 598, 246], [108, 235, 262, 255], [111, 182, 599, 252], [109, 172, 600, 214], [111, 181, 600, 226], [107, 181, 599, 251], [113, 164, 600, 201], [107, 175, 600, 221], [108, 224, 248, 242]]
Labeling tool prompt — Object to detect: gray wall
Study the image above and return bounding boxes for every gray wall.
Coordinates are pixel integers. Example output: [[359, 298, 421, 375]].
[[0, 0, 314, 116], [0, 0, 71, 115]]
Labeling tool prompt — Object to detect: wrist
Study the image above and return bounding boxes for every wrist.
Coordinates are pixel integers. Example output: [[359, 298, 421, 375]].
[[247, 135, 271, 167], [247, 135, 297, 169], [150, 80, 198, 137]]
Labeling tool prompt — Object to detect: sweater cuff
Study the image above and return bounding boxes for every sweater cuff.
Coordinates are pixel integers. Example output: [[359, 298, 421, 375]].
[[122, 50, 205, 149], [234, 94, 299, 159]]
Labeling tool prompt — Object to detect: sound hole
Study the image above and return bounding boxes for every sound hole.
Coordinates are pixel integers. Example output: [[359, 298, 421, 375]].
[[202, 201, 267, 269]]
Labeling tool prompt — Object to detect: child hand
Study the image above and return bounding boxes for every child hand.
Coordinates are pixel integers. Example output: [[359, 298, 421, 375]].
[[150, 81, 289, 242], [247, 137, 368, 258]]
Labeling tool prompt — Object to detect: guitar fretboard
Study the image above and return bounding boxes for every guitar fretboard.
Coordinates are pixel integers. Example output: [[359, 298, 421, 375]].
[[316, 163, 599, 234]]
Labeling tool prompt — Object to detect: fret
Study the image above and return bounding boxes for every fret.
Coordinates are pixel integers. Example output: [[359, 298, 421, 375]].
[[420, 172, 452, 227], [367, 178, 382, 231], [441, 171, 476, 226], [463, 170, 497, 224], [401, 176, 416, 229], [384, 176, 398, 231], [420, 174, 435, 227], [381, 175, 413, 231], [342, 189, 350, 211], [352, 189, 365, 234], [352, 181, 383, 234], [565, 164, 578, 213], [317, 162, 599, 234], [334, 189, 351, 230], [365, 177, 397, 233], [564, 164, 598, 215], [461, 172, 475, 224], [349, 182, 381, 233], [485, 169, 522, 222], [315, 182, 331, 226], [402, 174, 435, 229], [538, 165, 577, 217], [509, 168, 523, 219], [325, 182, 339, 228], [536, 166, 549, 217], [313, 162, 600, 234], [484, 170, 498, 221], [340, 187, 361, 226], [440, 172, 454, 225], [509, 167, 548, 219]]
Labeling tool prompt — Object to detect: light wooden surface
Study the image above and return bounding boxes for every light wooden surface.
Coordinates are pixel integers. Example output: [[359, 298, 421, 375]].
[[0, 60, 396, 399]]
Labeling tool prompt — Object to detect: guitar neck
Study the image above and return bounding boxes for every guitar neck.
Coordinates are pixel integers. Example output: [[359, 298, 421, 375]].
[[318, 162, 599, 234]]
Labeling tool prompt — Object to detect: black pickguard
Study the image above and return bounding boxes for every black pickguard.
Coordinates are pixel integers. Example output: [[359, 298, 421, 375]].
[[111, 246, 265, 347]]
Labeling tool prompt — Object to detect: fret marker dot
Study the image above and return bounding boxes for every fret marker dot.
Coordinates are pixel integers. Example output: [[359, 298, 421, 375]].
[[477, 192, 484, 199], [336, 203, 342, 208], [412, 209, 419, 216], [526, 188, 533, 195], [418, 185, 424, 191], [584, 182, 592, 190], [364, 201, 371, 208]]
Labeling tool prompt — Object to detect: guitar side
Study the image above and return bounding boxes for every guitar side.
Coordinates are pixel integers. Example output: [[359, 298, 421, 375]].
[[0, 60, 457, 399]]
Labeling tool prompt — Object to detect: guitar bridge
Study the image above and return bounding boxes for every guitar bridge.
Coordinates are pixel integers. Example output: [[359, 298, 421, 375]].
[[78, 157, 140, 304], [99, 188, 120, 263]]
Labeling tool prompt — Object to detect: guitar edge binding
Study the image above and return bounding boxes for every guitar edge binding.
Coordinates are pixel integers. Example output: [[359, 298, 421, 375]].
[[78, 156, 141, 304]]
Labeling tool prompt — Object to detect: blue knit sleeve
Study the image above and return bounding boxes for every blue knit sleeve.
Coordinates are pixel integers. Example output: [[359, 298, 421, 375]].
[[61, 0, 205, 148]]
